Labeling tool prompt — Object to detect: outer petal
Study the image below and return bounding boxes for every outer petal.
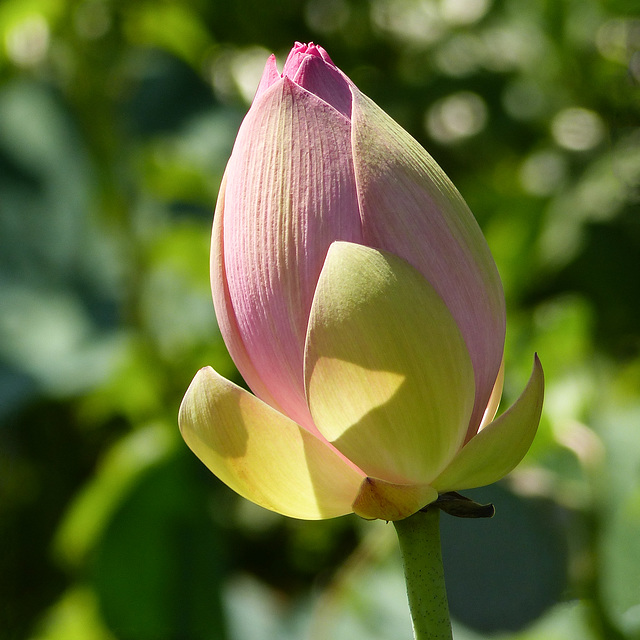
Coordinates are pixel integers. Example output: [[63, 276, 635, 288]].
[[431, 355, 544, 493], [350, 87, 506, 440], [179, 367, 364, 520], [352, 478, 438, 521], [304, 242, 475, 485], [221, 77, 363, 433], [211, 172, 285, 415], [255, 54, 280, 99]]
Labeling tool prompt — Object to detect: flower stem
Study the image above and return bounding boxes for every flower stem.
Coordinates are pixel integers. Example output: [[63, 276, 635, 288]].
[[394, 508, 452, 640]]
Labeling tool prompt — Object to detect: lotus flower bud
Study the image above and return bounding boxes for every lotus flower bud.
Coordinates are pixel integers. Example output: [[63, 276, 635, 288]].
[[179, 42, 544, 521]]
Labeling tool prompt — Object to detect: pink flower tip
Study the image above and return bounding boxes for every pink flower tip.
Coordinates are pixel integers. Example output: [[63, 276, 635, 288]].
[[290, 41, 335, 66]]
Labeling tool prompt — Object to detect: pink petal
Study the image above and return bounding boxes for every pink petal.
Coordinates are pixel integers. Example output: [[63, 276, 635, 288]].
[[211, 172, 286, 415], [219, 77, 363, 432], [255, 54, 280, 99], [350, 87, 506, 440], [282, 44, 352, 118]]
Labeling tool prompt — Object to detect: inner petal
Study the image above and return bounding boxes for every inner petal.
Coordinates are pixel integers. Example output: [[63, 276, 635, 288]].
[[304, 242, 476, 485]]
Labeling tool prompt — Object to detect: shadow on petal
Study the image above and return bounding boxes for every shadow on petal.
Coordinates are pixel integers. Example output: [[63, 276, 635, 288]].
[[305, 242, 475, 486], [179, 367, 363, 519]]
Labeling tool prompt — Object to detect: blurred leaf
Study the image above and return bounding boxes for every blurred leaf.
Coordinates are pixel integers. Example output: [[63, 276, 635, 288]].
[[54, 422, 177, 567], [92, 451, 228, 640], [452, 601, 600, 640], [440, 485, 569, 633], [597, 404, 640, 638], [123, 3, 213, 67], [122, 49, 216, 137], [30, 587, 116, 640], [0, 282, 126, 397]]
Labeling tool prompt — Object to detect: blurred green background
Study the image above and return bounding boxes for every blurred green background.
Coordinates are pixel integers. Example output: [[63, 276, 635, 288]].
[[1, 0, 639, 638]]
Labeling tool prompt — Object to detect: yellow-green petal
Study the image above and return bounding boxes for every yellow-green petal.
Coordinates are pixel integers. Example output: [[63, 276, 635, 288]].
[[179, 367, 364, 520], [431, 355, 544, 492], [304, 242, 476, 485], [352, 477, 438, 521]]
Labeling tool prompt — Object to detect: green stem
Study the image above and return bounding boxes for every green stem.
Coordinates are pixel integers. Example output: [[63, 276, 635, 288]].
[[394, 508, 452, 640]]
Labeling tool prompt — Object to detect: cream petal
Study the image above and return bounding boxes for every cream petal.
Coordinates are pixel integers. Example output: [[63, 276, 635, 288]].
[[179, 367, 365, 520], [477, 357, 505, 434]]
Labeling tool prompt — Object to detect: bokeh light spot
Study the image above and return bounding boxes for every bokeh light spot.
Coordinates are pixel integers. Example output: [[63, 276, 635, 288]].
[[596, 18, 640, 65], [371, 0, 445, 46], [520, 150, 568, 197], [425, 91, 488, 143], [440, 0, 491, 26], [551, 107, 605, 151], [5, 15, 49, 67]]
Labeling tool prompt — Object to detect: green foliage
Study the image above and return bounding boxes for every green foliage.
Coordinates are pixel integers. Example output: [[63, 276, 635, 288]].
[[1, 0, 639, 638]]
